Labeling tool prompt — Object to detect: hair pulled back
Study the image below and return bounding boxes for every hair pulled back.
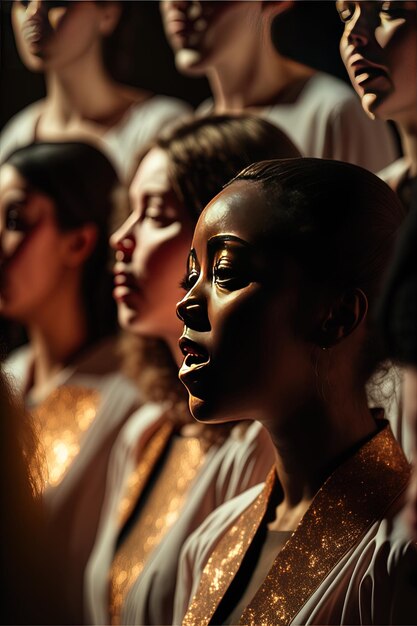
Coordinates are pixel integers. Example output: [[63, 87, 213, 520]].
[[5, 141, 119, 341]]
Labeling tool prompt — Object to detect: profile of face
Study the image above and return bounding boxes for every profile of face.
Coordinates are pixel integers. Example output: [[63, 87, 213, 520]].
[[160, 0, 264, 75], [0, 164, 86, 322], [338, 1, 417, 120], [177, 181, 315, 424], [12, 0, 121, 73], [111, 148, 195, 341]]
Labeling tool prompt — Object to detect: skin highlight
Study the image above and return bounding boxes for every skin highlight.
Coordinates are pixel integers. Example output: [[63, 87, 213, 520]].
[[338, 0, 417, 174], [160, 0, 315, 113], [177, 178, 377, 530]]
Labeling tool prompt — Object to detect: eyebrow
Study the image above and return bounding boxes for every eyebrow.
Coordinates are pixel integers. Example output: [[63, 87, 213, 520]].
[[207, 234, 251, 249]]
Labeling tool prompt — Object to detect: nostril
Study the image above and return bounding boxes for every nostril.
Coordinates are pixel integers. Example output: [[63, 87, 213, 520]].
[[176, 302, 185, 322], [113, 234, 135, 260]]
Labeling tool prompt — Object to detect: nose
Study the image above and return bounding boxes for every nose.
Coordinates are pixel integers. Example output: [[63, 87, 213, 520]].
[[176, 290, 210, 332], [346, 5, 371, 48], [26, 1, 48, 18], [110, 218, 136, 262]]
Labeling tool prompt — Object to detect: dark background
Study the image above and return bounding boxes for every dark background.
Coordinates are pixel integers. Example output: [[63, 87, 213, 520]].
[[1, 1, 348, 132]]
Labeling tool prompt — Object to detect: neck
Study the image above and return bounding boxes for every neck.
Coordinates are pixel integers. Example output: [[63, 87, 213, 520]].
[[26, 290, 89, 393], [207, 44, 314, 112], [397, 121, 417, 177], [44, 46, 123, 125], [266, 390, 377, 530]]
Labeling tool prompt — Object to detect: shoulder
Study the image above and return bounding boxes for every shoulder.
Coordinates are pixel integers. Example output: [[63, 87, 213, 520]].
[[301, 72, 356, 107], [182, 482, 264, 570], [113, 402, 170, 457], [361, 502, 417, 623], [3, 344, 32, 393], [125, 95, 192, 127], [378, 157, 411, 191], [0, 100, 44, 162], [174, 483, 264, 623], [214, 421, 274, 499]]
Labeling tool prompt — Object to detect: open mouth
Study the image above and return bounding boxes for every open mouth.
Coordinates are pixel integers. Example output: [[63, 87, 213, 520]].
[[350, 55, 390, 84], [179, 337, 210, 371]]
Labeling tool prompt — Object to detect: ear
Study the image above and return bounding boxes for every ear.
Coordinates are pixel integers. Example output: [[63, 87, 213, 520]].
[[63, 224, 98, 269], [316, 288, 368, 348], [261, 0, 295, 20], [98, 1, 122, 37]]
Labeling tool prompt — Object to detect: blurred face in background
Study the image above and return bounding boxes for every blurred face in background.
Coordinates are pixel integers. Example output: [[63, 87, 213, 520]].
[[338, 1, 417, 121], [0, 164, 80, 322], [12, 0, 120, 72], [111, 148, 194, 342], [160, 0, 263, 75]]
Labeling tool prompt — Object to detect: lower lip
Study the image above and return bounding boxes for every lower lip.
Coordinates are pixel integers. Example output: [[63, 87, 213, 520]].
[[179, 360, 210, 392], [112, 284, 141, 304], [354, 69, 390, 87]]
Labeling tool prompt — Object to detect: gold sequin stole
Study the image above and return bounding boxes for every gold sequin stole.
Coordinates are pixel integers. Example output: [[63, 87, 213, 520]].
[[32, 385, 101, 489], [110, 425, 206, 625], [183, 425, 410, 626]]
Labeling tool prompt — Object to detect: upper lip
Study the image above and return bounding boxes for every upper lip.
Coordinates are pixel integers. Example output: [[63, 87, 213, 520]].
[[164, 8, 202, 35], [179, 335, 210, 368], [348, 53, 389, 80], [113, 264, 139, 291]]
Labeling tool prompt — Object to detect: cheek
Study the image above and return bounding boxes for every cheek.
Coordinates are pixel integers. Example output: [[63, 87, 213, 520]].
[[1, 228, 66, 314], [375, 17, 407, 49], [134, 222, 190, 288], [388, 32, 417, 96]]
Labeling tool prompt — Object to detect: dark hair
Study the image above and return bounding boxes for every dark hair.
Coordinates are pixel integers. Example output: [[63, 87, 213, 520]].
[[126, 116, 301, 439], [5, 141, 119, 342], [151, 114, 301, 219], [229, 158, 406, 380]]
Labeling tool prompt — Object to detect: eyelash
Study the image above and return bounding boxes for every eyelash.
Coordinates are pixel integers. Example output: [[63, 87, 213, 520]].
[[179, 271, 199, 292], [5, 206, 28, 232], [338, 1, 406, 23]]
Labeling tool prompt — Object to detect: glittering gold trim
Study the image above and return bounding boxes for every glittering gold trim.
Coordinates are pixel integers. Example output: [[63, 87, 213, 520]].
[[182, 467, 276, 626], [117, 420, 174, 530], [32, 385, 101, 489], [183, 425, 410, 626], [110, 436, 206, 625]]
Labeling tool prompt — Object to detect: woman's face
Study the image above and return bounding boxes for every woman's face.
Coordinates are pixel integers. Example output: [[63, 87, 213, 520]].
[[0, 165, 77, 322], [111, 148, 195, 342], [177, 180, 314, 425], [338, 1, 417, 121], [160, 0, 262, 75], [12, 1, 115, 73]]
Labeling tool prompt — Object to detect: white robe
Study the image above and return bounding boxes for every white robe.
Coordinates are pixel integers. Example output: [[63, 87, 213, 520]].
[[198, 72, 397, 172], [0, 96, 192, 180], [4, 337, 142, 623], [84, 414, 275, 625], [175, 423, 417, 626]]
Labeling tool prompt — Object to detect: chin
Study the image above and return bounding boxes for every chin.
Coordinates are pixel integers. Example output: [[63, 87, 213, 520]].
[[174, 48, 207, 76], [188, 392, 244, 426]]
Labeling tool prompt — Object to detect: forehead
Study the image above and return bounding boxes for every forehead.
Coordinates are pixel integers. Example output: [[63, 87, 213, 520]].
[[130, 148, 171, 198], [193, 180, 275, 250], [0, 165, 27, 196]]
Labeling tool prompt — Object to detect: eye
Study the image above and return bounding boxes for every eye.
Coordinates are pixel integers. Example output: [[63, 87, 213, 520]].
[[380, 1, 407, 19], [17, 0, 30, 7], [180, 270, 199, 292], [143, 201, 176, 227], [4, 203, 29, 232], [213, 260, 249, 291], [337, 2, 355, 23]]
